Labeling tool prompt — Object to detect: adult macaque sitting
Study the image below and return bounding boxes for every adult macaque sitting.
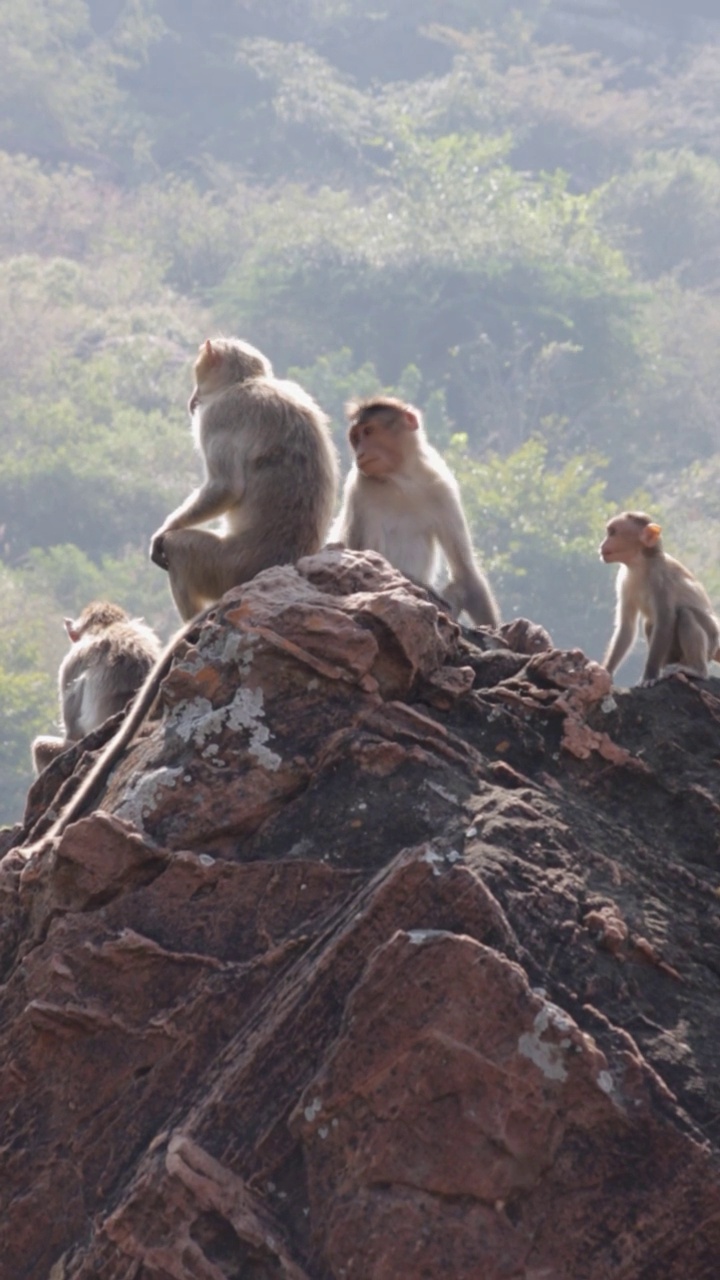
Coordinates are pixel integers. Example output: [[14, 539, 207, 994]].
[[151, 337, 338, 621], [600, 510, 720, 684], [332, 396, 500, 628]]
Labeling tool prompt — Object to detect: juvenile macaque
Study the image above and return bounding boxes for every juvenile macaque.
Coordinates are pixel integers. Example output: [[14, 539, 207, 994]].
[[600, 511, 720, 684], [332, 396, 500, 627], [32, 602, 162, 774], [151, 337, 338, 621]]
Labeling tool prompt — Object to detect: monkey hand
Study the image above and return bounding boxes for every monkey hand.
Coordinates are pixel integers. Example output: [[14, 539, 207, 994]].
[[150, 531, 170, 570]]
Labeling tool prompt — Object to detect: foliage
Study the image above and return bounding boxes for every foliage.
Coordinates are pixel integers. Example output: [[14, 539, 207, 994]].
[[0, 249, 206, 560], [446, 437, 624, 656], [213, 150, 640, 446], [607, 281, 720, 478], [0, 0, 162, 165], [20, 544, 177, 638], [0, 632, 55, 827], [651, 457, 720, 603], [286, 348, 454, 450], [599, 150, 720, 288], [0, 374, 197, 561], [0, 562, 67, 826]]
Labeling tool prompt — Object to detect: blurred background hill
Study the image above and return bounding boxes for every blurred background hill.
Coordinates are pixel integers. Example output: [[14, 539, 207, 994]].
[[1, 0, 719, 820]]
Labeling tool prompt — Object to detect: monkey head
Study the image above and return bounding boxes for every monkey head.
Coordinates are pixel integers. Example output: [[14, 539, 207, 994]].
[[64, 601, 130, 642], [346, 398, 421, 479], [600, 512, 662, 566], [193, 338, 271, 398]]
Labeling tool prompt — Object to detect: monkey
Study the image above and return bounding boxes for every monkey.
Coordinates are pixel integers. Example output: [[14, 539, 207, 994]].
[[31, 602, 162, 774], [150, 337, 338, 621], [600, 511, 720, 684], [331, 396, 500, 628], [25, 606, 217, 850]]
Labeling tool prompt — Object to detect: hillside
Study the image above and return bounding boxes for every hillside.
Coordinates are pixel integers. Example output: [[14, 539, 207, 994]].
[[2, 0, 720, 820], [2, 552, 720, 1279]]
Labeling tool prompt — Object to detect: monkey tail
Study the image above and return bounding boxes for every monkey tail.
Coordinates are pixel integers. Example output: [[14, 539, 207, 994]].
[[45, 663, 169, 842]]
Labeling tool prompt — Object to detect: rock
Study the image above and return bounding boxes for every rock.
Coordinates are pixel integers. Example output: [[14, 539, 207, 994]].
[[500, 617, 554, 656], [1, 549, 720, 1279]]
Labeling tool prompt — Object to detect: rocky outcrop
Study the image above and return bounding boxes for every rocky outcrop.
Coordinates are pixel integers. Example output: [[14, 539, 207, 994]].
[[2, 548, 720, 1280]]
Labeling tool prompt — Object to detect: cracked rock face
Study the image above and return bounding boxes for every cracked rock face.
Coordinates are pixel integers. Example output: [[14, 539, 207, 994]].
[[2, 548, 720, 1280]]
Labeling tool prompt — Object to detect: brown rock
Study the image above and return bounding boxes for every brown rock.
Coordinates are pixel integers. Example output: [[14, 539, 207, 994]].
[[2, 549, 720, 1279], [500, 616, 554, 655]]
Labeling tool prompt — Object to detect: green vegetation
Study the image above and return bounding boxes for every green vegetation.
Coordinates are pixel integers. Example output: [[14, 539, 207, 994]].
[[1, 0, 719, 821]]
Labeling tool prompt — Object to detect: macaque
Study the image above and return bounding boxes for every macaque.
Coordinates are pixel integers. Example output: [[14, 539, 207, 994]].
[[332, 396, 500, 628], [31, 602, 162, 774], [27, 606, 215, 847], [151, 337, 338, 621], [600, 511, 720, 684]]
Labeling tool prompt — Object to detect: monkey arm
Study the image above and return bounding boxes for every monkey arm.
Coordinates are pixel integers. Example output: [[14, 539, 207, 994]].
[[433, 481, 481, 573], [443, 572, 500, 628], [61, 670, 88, 741], [603, 607, 639, 675], [151, 481, 239, 568], [330, 481, 365, 548], [642, 598, 676, 683], [343, 505, 368, 550], [434, 494, 500, 628], [159, 480, 239, 534]]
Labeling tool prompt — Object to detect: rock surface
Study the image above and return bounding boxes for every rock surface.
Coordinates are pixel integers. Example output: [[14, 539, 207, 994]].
[[2, 548, 720, 1280]]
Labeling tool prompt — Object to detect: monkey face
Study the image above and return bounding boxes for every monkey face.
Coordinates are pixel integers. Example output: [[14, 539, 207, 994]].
[[349, 419, 391, 477], [349, 410, 418, 478], [600, 514, 661, 564], [600, 520, 633, 564]]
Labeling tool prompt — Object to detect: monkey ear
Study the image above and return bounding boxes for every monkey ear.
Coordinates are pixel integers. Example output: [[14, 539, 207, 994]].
[[204, 339, 222, 365], [641, 522, 662, 546], [403, 410, 420, 431], [64, 618, 79, 641]]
